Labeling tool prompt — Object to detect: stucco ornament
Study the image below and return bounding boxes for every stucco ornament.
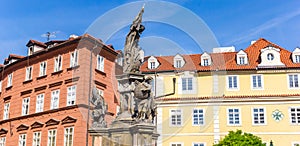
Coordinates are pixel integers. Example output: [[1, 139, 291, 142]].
[[272, 109, 284, 122]]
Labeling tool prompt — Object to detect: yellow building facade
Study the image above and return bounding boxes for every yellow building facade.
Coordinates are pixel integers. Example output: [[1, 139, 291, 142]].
[[141, 38, 300, 146]]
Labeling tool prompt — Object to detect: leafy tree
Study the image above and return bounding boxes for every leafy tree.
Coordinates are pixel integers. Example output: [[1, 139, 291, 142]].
[[214, 130, 266, 146]]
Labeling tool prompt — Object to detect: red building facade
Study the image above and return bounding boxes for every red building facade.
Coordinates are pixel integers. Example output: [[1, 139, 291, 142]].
[[0, 34, 119, 146]]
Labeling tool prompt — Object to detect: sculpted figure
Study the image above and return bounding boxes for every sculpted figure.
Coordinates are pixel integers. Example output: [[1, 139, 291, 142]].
[[90, 87, 107, 128]]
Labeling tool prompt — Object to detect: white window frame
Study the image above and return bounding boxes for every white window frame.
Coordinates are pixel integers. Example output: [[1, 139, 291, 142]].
[[0, 137, 5, 146], [19, 133, 26, 146], [169, 109, 182, 127], [22, 97, 30, 116], [239, 56, 245, 65], [227, 75, 239, 91], [7, 73, 13, 87], [295, 55, 300, 63], [149, 62, 155, 69], [289, 107, 300, 125], [251, 74, 264, 90], [170, 142, 183, 146], [203, 59, 209, 66], [192, 142, 206, 146], [175, 60, 182, 68], [0, 80, 2, 92], [252, 107, 266, 125], [178, 73, 197, 94], [39, 61, 47, 76], [25, 66, 33, 81], [54, 55, 62, 72], [288, 74, 299, 89], [51, 90, 60, 109], [192, 108, 204, 126], [64, 127, 74, 146], [36, 94, 44, 113], [48, 129, 56, 146], [67, 85, 76, 106], [96, 55, 104, 72], [3, 102, 9, 120], [70, 50, 78, 67], [32, 131, 41, 146], [227, 108, 241, 126]]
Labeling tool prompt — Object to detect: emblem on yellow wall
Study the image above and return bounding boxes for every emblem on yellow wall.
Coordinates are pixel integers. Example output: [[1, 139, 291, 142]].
[[272, 109, 284, 122]]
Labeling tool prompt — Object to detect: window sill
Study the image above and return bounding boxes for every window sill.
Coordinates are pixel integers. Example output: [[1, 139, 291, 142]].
[[51, 70, 63, 75], [67, 65, 80, 71], [23, 79, 33, 84], [36, 75, 47, 80], [95, 69, 106, 76]]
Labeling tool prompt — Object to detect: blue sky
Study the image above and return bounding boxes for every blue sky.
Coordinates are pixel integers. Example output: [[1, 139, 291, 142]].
[[1, 0, 300, 63]]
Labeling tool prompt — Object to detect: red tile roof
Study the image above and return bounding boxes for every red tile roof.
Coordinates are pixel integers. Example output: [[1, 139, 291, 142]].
[[140, 38, 300, 73], [26, 40, 47, 47]]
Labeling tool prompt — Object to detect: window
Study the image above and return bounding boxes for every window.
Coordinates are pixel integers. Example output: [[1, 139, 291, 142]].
[[97, 55, 104, 72], [182, 77, 193, 91], [175, 60, 182, 68], [0, 80, 2, 92], [251, 75, 263, 89], [36, 94, 44, 113], [3, 103, 9, 120], [295, 55, 300, 63], [239, 57, 245, 65], [48, 129, 56, 146], [227, 108, 241, 126], [0, 137, 5, 146], [289, 74, 299, 88], [96, 88, 104, 97], [170, 109, 182, 126], [227, 75, 238, 90], [7, 73, 12, 87], [64, 127, 74, 146], [51, 90, 60, 109], [193, 109, 204, 126], [170, 143, 182, 146], [203, 59, 209, 66], [67, 85, 76, 106], [22, 97, 30, 116], [267, 53, 274, 61], [70, 50, 78, 67], [54, 55, 62, 72], [39, 61, 47, 76], [25, 66, 33, 81], [149, 62, 155, 69], [193, 143, 205, 146], [33, 132, 41, 146], [252, 108, 266, 125], [19, 134, 26, 146], [290, 107, 300, 124]]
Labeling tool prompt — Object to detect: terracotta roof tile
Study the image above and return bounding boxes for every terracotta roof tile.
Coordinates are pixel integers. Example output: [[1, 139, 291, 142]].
[[26, 40, 47, 47], [141, 38, 300, 73]]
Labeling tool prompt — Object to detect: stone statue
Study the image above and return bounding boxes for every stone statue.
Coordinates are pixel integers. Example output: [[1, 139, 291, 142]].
[[90, 87, 107, 128], [123, 6, 145, 73], [132, 77, 156, 122]]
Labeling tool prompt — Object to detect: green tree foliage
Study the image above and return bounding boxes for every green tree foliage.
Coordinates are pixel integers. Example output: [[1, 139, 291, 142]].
[[214, 130, 266, 146]]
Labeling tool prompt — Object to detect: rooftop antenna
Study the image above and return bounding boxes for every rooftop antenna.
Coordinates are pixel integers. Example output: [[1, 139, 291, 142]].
[[41, 31, 59, 41]]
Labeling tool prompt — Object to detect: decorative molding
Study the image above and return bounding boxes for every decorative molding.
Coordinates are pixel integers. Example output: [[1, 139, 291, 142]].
[[0, 128, 8, 135], [16, 124, 29, 131], [49, 81, 63, 88], [20, 89, 33, 96], [45, 119, 60, 127], [31, 121, 44, 129], [61, 116, 77, 124], [65, 77, 80, 84], [34, 85, 47, 92], [94, 80, 107, 88]]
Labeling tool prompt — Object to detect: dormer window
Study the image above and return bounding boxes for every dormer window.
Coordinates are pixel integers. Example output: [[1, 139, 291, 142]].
[[236, 50, 248, 65], [28, 46, 34, 56], [292, 47, 300, 63], [175, 60, 182, 68], [148, 56, 159, 69], [267, 53, 274, 61], [174, 54, 185, 68], [201, 52, 211, 66], [258, 45, 284, 68]]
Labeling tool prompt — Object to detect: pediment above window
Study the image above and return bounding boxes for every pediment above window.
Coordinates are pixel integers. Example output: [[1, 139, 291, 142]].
[[31, 121, 44, 129], [292, 47, 300, 63], [148, 56, 160, 69], [236, 50, 248, 65], [174, 54, 185, 68], [0, 128, 8, 135], [61, 116, 77, 124], [16, 124, 29, 131], [258, 45, 285, 68], [45, 118, 60, 126], [201, 52, 212, 66]]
